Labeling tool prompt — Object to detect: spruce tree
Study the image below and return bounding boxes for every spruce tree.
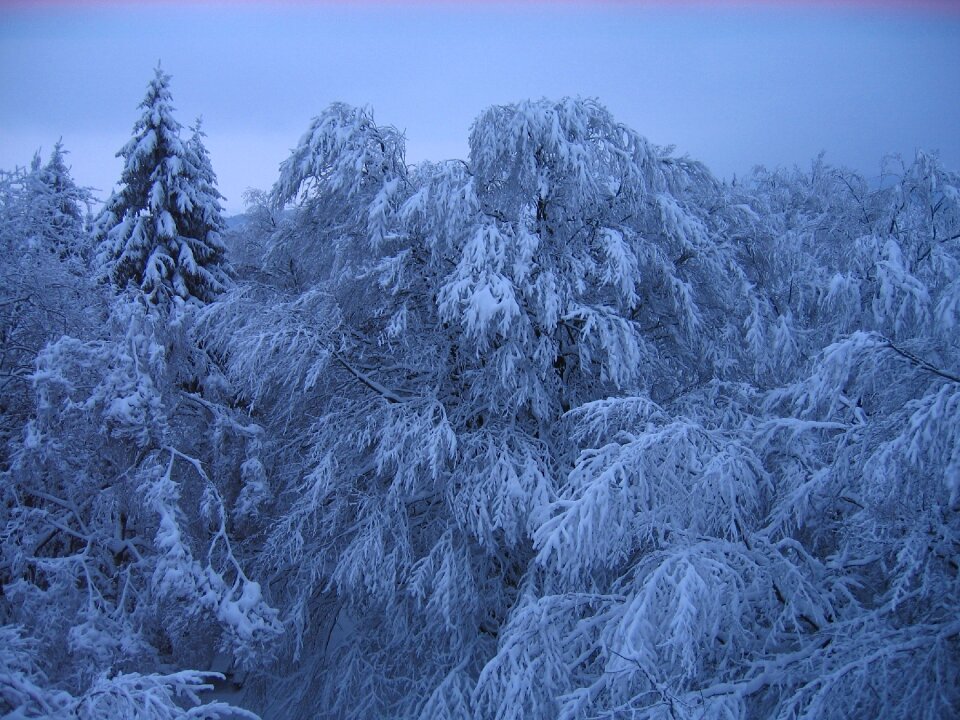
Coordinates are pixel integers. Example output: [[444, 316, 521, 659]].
[[3, 142, 89, 257], [183, 117, 227, 250], [37, 142, 83, 232], [96, 66, 227, 304]]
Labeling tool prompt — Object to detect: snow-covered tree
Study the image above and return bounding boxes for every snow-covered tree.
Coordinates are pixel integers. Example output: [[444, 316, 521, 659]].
[[0, 142, 90, 259], [30, 141, 90, 258], [96, 67, 228, 304], [0, 624, 257, 720], [4, 92, 958, 720], [2, 83, 266, 715], [0, 147, 96, 464], [2, 289, 282, 717], [505, 151, 960, 720], [183, 118, 228, 258], [200, 97, 766, 719]]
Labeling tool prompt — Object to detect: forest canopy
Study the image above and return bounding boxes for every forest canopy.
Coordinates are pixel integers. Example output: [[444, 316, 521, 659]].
[[1, 70, 958, 720]]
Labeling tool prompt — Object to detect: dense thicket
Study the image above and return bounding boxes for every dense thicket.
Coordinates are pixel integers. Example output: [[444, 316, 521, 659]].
[[1, 92, 957, 720]]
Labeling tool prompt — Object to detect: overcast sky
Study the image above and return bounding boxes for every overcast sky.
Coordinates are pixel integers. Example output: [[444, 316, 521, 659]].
[[1, 1, 958, 213]]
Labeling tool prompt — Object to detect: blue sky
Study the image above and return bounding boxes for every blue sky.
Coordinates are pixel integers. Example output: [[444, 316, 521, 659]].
[[1, 1, 958, 212]]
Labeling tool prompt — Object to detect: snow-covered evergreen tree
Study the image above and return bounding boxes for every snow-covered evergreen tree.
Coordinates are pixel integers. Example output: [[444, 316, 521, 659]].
[[1, 142, 90, 259], [96, 67, 228, 304], [183, 118, 228, 259], [33, 141, 89, 257]]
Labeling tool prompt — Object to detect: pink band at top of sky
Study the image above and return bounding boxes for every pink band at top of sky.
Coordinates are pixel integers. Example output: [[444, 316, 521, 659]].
[[1, 0, 959, 11]]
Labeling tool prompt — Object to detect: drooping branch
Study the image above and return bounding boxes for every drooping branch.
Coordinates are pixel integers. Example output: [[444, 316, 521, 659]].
[[330, 349, 415, 404], [882, 338, 960, 385]]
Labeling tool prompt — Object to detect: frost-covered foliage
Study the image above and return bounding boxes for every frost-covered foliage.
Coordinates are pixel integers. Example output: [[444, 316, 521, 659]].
[[2, 289, 279, 715], [4, 95, 958, 720], [0, 145, 96, 464], [5, 142, 92, 259], [0, 624, 256, 720], [95, 66, 228, 304], [203, 98, 788, 719], [509, 151, 960, 720]]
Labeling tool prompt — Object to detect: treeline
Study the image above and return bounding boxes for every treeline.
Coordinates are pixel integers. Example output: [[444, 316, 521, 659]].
[[1, 68, 958, 719]]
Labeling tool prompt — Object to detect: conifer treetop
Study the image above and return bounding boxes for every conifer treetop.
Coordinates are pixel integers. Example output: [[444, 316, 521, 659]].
[[96, 65, 228, 305]]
